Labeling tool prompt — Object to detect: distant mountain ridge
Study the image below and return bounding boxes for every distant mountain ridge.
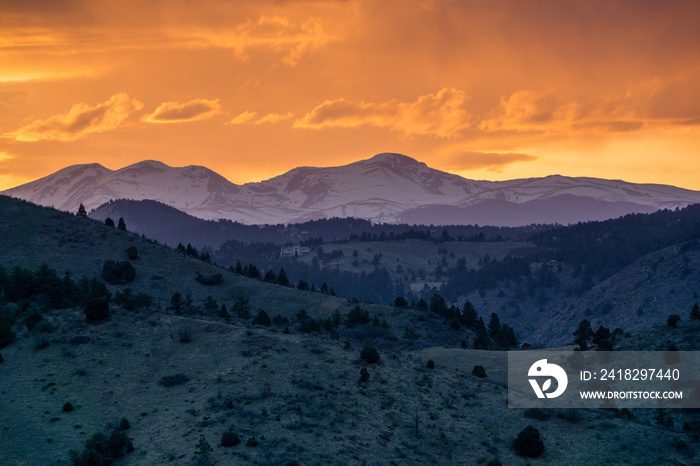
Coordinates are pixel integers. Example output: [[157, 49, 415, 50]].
[[4, 153, 700, 226]]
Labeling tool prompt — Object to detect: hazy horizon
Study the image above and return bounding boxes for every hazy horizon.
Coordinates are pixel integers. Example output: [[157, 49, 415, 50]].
[[6, 152, 700, 193]]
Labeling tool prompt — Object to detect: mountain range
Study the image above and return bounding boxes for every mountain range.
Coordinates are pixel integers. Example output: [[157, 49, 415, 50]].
[[4, 153, 700, 226]]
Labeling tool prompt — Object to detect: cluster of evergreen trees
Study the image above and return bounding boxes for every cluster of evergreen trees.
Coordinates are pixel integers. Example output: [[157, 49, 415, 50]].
[[0, 263, 114, 345], [176, 243, 211, 263], [439, 255, 532, 301], [572, 319, 623, 351], [411, 293, 517, 349], [0, 263, 110, 310], [531, 204, 700, 279], [231, 261, 339, 295]]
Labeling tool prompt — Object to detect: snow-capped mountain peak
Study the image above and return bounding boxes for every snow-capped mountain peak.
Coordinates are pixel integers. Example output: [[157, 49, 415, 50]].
[[3, 154, 700, 226]]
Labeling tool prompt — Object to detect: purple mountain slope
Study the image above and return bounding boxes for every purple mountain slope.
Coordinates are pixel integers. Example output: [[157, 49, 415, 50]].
[[4, 153, 700, 226]]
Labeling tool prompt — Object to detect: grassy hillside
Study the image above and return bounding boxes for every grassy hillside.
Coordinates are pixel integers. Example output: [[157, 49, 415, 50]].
[[1, 196, 698, 465], [1, 307, 695, 465]]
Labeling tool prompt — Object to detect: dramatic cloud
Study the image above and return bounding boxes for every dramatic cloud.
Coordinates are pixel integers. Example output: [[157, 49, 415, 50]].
[[479, 89, 646, 135], [444, 151, 537, 171], [188, 16, 332, 66], [294, 88, 471, 138], [2, 1, 700, 190], [142, 99, 221, 124], [7, 93, 143, 142], [228, 111, 293, 125]]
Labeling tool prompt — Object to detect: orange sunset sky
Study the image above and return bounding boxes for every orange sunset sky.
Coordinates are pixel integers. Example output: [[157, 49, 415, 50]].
[[2, 0, 700, 191]]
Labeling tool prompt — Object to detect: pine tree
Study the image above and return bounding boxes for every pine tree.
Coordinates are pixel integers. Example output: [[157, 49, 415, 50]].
[[252, 310, 271, 327], [264, 270, 277, 283], [169, 292, 184, 312], [203, 296, 218, 313], [219, 304, 231, 322], [474, 317, 490, 349], [232, 296, 250, 319], [440, 229, 450, 242], [691, 303, 700, 320], [429, 293, 448, 316], [105, 217, 115, 227], [498, 324, 518, 348], [276, 268, 289, 287], [487, 313, 501, 336], [77, 203, 87, 217], [117, 217, 127, 231], [461, 301, 478, 329], [573, 319, 594, 350]]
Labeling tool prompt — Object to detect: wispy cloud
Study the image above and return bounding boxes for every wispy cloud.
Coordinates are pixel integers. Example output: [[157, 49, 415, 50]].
[[228, 111, 293, 125], [6, 93, 143, 142], [444, 151, 537, 172], [294, 88, 471, 138], [255, 112, 293, 124], [142, 98, 221, 124]]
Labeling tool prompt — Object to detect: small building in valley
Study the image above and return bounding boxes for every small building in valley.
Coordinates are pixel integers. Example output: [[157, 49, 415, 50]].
[[280, 245, 311, 257]]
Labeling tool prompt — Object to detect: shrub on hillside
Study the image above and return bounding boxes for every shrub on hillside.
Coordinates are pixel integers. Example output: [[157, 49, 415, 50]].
[[513, 425, 544, 458], [426, 359, 435, 369], [118, 418, 130, 431], [359, 367, 370, 383], [102, 260, 136, 284], [0, 314, 16, 349], [360, 345, 380, 364], [472, 365, 486, 378], [221, 431, 241, 447], [345, 305, 371, 327], [84, 298, 109, 323], [177, 326, 193, 343], [159, 373, 190, 387], [63, 402, 75, 412], [113, 288, 152, 312], [668, 314, 681, 328], [25, 312, 43, 331], [71, 429, 134, 466], [252, 310, 272, 327], [127, 246, 138, 260], [394, 297, 408, 308], [195, 272, 223, 285]]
